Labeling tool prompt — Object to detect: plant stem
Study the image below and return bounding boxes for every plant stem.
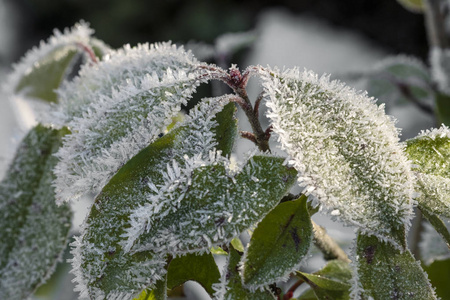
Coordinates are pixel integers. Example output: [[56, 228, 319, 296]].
[[424, 0, 449, 48], [312, 220, 351, 263]]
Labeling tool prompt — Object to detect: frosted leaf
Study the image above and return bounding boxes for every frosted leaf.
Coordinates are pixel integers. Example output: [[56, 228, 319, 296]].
[[430, 47, 450, 95], [0, 125, 72, 300], [3, 21, 94, 103], [126, 155, 296, 256], [261, 67, 415, 248], [420, 220, 450, 265], [351, 233, 436, 300], [363, 55, 432, 111], [212, 247, 275, 300], [242, 195, 312, 289], [406, 125, 450, 217], [71, 96, 237, 299], [53, 42, 223, 203]]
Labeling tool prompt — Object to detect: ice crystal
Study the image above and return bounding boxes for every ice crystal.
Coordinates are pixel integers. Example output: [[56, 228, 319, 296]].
[[0, 125, 72, 300], [70, 96, 236, 299], [430, 47, 450, 95], [261, 67, 415, 247], [53, 42, 220, 203]]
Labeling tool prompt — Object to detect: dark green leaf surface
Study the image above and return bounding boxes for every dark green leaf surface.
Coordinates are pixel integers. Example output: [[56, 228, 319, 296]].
[[423, 259, 450, 300], [355, 233, 436, 300], [297, 260, 352, 300], [167, 253, 220, 295], [15, 46, 79, 103], [436, 93, 450, 126], [243, 196, 312, 288], [213, 102, 237, 156], [0, 125, 72, 299], [219, 247, 275, 300]]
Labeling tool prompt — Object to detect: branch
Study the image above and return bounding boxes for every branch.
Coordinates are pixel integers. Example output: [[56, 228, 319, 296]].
[[312, 220, 351, 263]]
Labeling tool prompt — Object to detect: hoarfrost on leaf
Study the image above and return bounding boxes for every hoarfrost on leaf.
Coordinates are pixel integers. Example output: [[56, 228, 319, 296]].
[[352, 233, 436, 300], [406, 125, 450, 218], [53, 42, 223, 203], [261, 67, 415, 248], [0, 125, 72, 300], [71, 96, 238, 299], [3, 21, 94, 104]]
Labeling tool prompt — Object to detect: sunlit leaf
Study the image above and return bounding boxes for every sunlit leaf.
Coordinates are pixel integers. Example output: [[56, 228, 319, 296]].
[[261, 67, 414, 248], [353, 233, 436, 300], [213, 247, 275, 300], [0, 125, 72, 299], [243, 195, 312, 288], [167, 253, 220, 295], [231, 237, 245, 253]]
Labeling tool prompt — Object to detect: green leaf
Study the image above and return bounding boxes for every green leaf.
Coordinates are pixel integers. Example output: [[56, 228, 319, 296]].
[[261, 67, 414, 248], [133, 279, 167, 300], [365, 55, 431, 110], [354, 233, 436, 300], [216, 247, 275, 300], [397, 0, 424, 13], [405, 126, 450, 218], [435, 93, 450, 126], [297, 260, 352, 300], [420, 205, 450, 248], [211, 247, 228, 255], [423, 259, 450, 300], [231, 237, 245, 253], [71, 98, 286, 298], [15, 45, 79, 103], [129, 154, 297, 255], [0, 124, 72, 299], [243, 195, 312, 288], [54, 43, 218, 203], [167, 253, 220, 295], [297, 288, 318, 300], [213, 102, 238, 156]]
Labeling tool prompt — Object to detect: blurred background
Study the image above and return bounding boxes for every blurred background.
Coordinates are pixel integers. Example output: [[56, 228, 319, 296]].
[[0, 0, 441, 299]]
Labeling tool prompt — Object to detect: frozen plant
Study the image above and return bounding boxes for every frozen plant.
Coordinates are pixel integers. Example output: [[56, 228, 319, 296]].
[[1, 1, 450, 299]]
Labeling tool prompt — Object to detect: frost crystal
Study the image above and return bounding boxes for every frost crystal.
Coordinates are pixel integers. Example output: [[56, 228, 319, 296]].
[[70, 96, 236, 299], [53, 42, 218, 203], [261, 67, 415, 247]]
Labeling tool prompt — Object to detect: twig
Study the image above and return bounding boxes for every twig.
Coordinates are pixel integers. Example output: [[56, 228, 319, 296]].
[[283, 279, 304, 300], [312, 220, 351, 263]]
